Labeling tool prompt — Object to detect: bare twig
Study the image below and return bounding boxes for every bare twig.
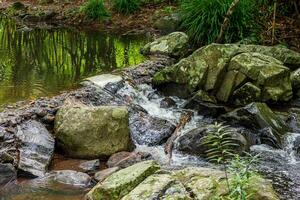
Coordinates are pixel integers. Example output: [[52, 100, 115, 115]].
[[216, 0, 240, 43], [164, 110, 193, 164], [272, 1, 277, 45]]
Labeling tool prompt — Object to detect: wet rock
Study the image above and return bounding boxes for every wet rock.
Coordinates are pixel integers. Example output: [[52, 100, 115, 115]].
[[0, 127, 17, 164], [23, 14, 41, 22], [79, 159, 100, 173], [175, 125, 249, 157], [41, 10, 56, 20], [220, 102, 289, 146], [122, 56, 174, 85], [94, 167, 120, 182], [107, 151, 153, 168], [47, 170, 91, 187], [0, 163, 17, 185], [129, 111, 176, 146], [84, 74, 123, 90], [55, 102, 132, 159], [184, 90, 226, 117], [86, 160, 160, 200], [160, 97, 176, 108], [141, 32, 189, 58], [16, 120, 55, 177]]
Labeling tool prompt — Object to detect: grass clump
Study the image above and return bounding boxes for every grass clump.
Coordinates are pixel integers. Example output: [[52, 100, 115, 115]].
[[112, 0, 140, 14], [81, 0, 109, 20], [179, 0, 259, 45]]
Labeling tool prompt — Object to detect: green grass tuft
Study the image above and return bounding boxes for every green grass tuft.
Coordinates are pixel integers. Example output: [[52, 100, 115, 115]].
[[112, 0, 140, 14], [179, 0, 260, 45], [81, 0, 110, 20]]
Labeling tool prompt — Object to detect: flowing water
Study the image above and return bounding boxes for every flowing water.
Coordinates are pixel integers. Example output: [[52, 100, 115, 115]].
[[0, 17, 148, 106]]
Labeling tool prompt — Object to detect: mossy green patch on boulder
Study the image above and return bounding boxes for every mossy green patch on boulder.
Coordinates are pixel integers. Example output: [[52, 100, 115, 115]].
[[122, 173, 175, 200], [233, 82, 261, 105], [141, 32, 188, 57], [86, 160, 160, 200], [216, 70, 239, 102], [291, 68, 300, 89], [54, 102, 132, 159]]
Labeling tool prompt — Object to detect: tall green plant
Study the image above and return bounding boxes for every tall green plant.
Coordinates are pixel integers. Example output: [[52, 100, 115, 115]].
[[112, 0, 140, 14], [203, 123, 260, 200], [81, 0, 109, 20], [179, 0, 259, 44]]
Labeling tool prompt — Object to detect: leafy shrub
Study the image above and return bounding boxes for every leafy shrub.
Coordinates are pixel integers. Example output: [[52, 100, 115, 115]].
[[179, 0, 259, 44], [112, 0, 140, 14], [81, 0, 109, 20]]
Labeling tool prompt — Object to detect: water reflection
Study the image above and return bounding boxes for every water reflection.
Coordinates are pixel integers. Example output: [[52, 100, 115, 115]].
[[0, 17, 148, 105]]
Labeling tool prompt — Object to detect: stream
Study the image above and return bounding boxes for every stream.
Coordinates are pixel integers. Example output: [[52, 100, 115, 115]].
[[0, 17, 300, 200]]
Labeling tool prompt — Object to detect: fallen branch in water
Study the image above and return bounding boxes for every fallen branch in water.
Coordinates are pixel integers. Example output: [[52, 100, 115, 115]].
[[164, 110, 193, 164]]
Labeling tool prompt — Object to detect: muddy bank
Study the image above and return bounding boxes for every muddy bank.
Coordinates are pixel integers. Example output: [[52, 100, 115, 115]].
[[0, 0, 177, 34]]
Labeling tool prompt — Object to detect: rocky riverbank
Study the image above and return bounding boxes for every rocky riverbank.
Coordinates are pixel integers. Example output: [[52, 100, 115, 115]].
[[1, 32, 300, 199]]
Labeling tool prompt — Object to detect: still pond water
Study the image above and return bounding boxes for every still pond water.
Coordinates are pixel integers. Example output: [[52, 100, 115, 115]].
[[0, 17, 148, 106]]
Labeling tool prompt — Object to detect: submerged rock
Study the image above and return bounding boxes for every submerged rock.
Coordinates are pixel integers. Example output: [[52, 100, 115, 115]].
[[107, 151, 153, 168], [129, 111, 175, 146], [86, 160, 160, 200], [46, 170, 91, 187], [16, 120, 55, 177], [0, 163, 17, 185], [153, 43, 300, 104], [79, 159, 100, 173], [141, 32, 189, 57], [221, 102, 289, 146], [94, 167, 120, 182], [55, 102, 132, 159]]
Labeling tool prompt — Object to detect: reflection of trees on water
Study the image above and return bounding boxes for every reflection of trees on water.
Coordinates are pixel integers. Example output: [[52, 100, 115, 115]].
[[0, 18, 147, 105]]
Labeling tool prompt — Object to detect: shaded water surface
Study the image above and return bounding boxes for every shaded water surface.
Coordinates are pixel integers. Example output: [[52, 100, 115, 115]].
[[0, 17, 148, 105]]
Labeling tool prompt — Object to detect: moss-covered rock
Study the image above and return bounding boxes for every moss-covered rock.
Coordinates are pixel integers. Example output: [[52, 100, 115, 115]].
[[54, 102, 132, 159], [220, 102, 289, 146], [86, 160, 160, 200], [291, 68, 300, 90], [153, 43, 299, 104], [229, 52, 292, 102], [122, 173, 175, 200], [141, 32, 188, 57], [232, 82, 261, 105]]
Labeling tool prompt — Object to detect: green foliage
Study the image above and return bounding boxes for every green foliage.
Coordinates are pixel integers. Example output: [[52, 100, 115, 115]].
[[81, 0, 109, 20], [203, 122, 239, 164], [227, 154, 259, 200], [112, 0, 140, 14], [179, 0, 259, 44], [203, 123, 260, 200]]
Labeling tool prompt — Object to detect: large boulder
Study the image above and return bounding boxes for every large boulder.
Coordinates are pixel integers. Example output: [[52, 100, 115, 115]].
[[175, 125, 249, 157], [86, 160, 160, 200], [220, 102, 289, 147], [153, 43, 300, 104], [129, 111, 175, 146], [54, 102, 132, 159], [141, 32, 189, 57], [16, 120, 55, 177], [228, 52, 292, 102], [86, 162, 279, 200]]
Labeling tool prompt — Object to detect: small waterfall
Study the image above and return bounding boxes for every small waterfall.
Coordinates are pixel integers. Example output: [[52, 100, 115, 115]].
[[283, 133, 300, 164]]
